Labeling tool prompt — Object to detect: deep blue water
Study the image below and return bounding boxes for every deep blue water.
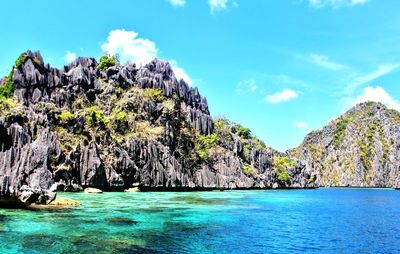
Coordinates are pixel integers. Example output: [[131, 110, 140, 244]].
[[0, 188, 400, 253]]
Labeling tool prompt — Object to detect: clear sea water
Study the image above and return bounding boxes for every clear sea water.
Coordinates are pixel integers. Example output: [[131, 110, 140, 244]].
[[0, 188, 399, 254]]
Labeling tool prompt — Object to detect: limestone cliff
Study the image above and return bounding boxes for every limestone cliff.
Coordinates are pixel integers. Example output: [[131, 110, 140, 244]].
[[0, 51, 316, 205], [290, 102, 400, 187]]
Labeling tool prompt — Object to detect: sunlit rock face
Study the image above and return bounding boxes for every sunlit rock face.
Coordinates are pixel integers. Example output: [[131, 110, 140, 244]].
[[290, 102, 400, 188]]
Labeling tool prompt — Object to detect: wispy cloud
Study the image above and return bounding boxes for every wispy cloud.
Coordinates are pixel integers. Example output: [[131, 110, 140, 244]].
[[294, 121, 309, 129], [208, 0, 238, 13], [265, 89, 298, 104], [64, 51, 77, 64], [259, 74, 311, 90], [307, 53, 347, 71], [102, 29, 192, 85], [236, 79, 257, 94], [345, 64, 400, 93], [168, 0, 186, 8], [344, 86, 400, 111], [302, 52, 398, 96], [308, 0, 368, 8]]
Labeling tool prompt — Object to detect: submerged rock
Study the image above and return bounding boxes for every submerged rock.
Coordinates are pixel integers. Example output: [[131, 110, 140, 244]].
[[106, 217, 138, 226], [49, 197, 80, 206], [29, 197, 80, 210]]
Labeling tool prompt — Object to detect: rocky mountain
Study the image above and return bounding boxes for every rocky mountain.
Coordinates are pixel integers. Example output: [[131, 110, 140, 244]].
[[290, 102, 400, 188], [0, 51, 316, 206]]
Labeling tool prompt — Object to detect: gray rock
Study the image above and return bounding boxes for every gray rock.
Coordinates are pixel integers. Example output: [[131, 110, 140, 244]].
[[290, 102, 400, 188], [0, 123, 58, 205], [79, 142, 107, 188]]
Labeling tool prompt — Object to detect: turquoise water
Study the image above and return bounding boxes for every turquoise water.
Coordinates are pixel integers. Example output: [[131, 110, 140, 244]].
[[1, 189, 400, 253]]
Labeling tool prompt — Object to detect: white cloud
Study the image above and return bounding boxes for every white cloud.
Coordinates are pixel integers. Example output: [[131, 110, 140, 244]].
[[351, 86, 400, 111], [308, 0, 368, 8], [65, 51, 77, 63], [102, 29, 192, 85], [294, 121, 308, 129], [236, 79, 257, 94], [101, 29, 158, 66], [168, 0, 185, 7], [345, 64, 399, 93], [208, 0, 238, 13], [308, 53, 346, 71], [209, 0, 227, 12], [265, 89, 298, 103]]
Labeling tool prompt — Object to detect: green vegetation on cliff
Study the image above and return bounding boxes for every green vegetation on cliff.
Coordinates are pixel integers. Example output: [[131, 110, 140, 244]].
[[58, 111, 74, 123], [273, 156, 294, 183], [0, 73, 14, 100], [86, 106, 110, 127], [195, 134, 218, 160], [231, 123, 251, 139], [14, 52, 29, 69], [0, 52, 36, 100], [143, 89, 164, 103], [242, 163, 257, 177], [333, 114, 355, 148], [98, 55, 118, 71]]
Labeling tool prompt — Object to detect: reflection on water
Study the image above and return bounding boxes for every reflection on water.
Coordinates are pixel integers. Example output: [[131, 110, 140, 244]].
[[0, 189, 400, 253]]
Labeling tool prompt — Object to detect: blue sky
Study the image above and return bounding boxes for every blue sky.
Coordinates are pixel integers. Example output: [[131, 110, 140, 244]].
[[1, 0, 400, 151]]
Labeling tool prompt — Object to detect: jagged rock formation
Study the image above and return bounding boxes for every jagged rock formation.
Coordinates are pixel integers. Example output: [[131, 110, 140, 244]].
[[0, 123, 58, 206], [0, 51, 316, 206], [290, 102, 400, 188]]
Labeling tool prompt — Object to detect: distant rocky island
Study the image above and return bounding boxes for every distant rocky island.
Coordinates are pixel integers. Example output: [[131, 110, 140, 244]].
[[0, 51, 398, 207], [291, 102, 400, 188]]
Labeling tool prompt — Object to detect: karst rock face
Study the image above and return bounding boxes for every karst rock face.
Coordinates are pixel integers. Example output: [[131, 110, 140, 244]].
[[0, 51, 316, 205], [290, 102, 400, 188]]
